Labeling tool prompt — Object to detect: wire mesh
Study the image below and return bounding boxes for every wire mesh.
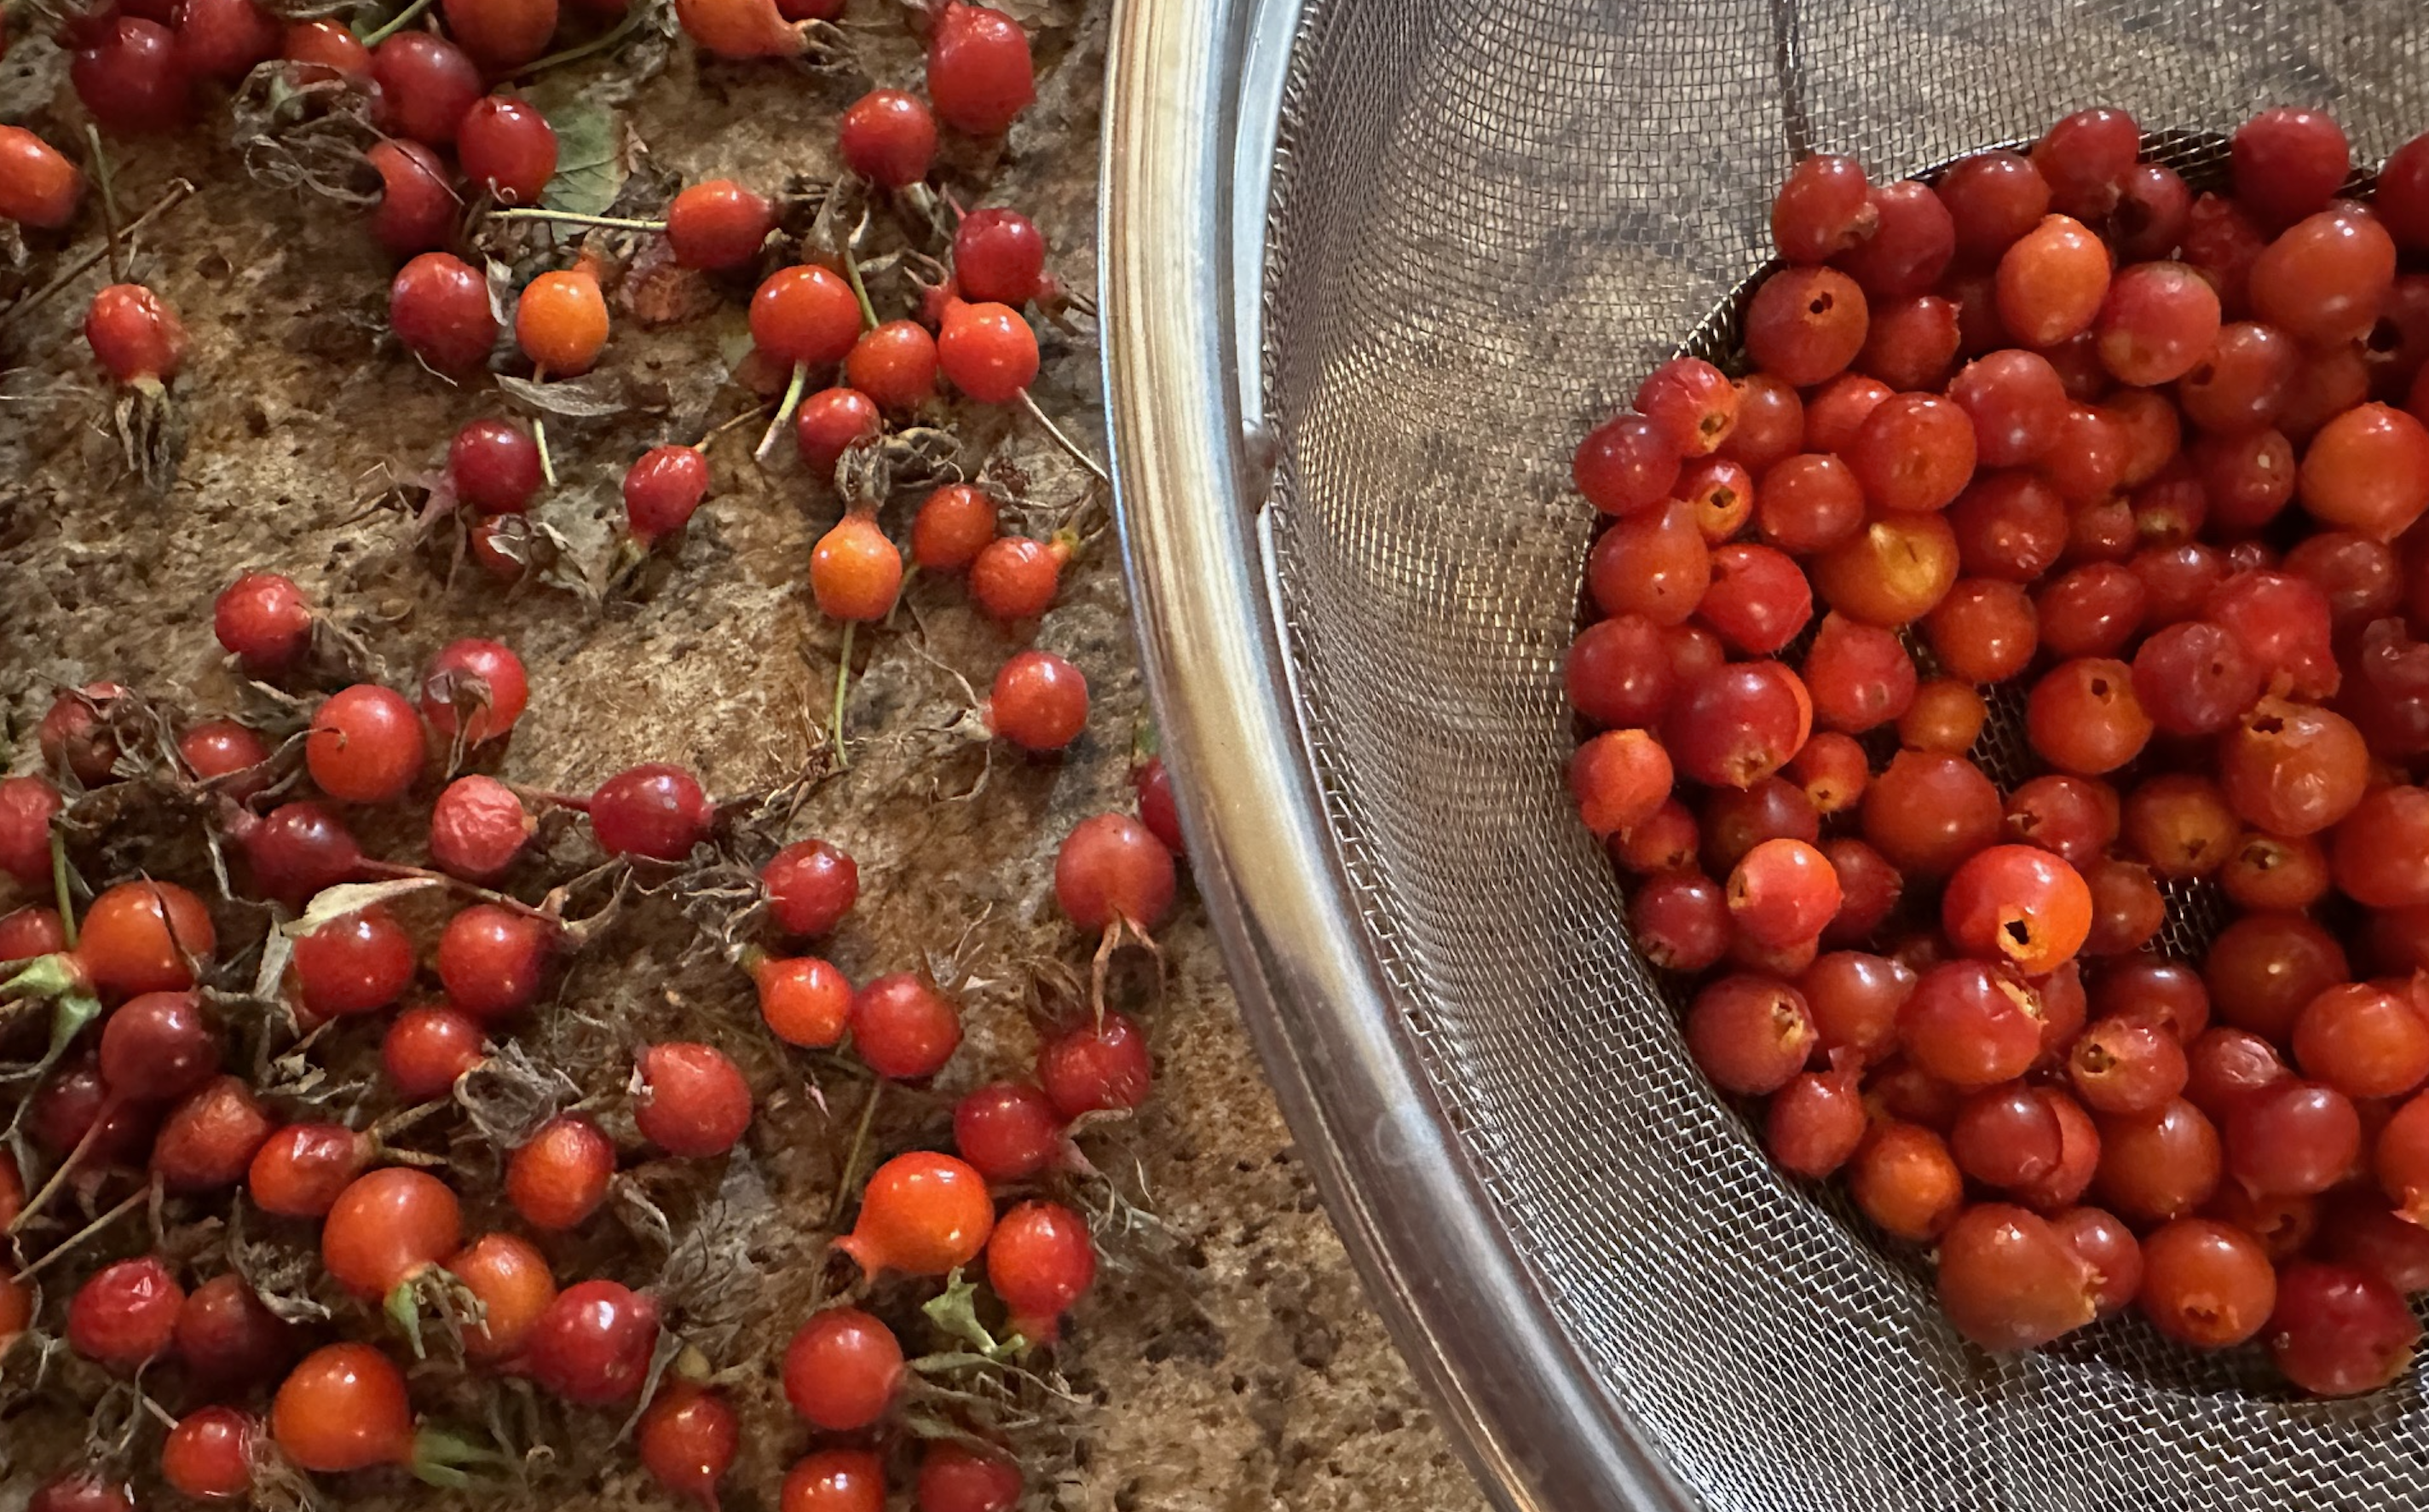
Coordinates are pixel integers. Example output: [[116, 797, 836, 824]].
[[1256, 1, 2429, 1507]]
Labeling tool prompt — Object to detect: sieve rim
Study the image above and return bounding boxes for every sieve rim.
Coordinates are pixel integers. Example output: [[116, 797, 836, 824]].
[[1099, 1, 1705, 1508]]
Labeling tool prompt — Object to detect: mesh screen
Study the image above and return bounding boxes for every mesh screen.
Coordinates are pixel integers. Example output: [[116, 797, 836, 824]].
[[1256, 2, 2429, 1508]]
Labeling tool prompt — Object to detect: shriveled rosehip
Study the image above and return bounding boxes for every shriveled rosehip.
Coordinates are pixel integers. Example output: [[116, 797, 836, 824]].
[[2218, 697, 2368, 837], [429, 775, 532, 880]]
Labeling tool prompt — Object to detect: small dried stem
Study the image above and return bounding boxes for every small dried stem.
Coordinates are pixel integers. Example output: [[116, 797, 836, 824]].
[[839, 208, 878, 331], [359, 0, 433, 47], [16, 1187, 147, 1280], [826, 1077, 882, 1226], [830, 620, 857, 769], [49, 834, 77, 950], [488, 207, 668, 234], [11, 1105, 108, 1235], [84, 127, 124, 286], [1016, 390, 1110, 484], [0, 180, 193, 334]]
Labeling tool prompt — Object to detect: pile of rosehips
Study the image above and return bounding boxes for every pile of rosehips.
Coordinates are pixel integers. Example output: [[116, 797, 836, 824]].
[[0, 610, 1184, 1509], [1569, 104, 2429, 1396], [0, 0, 1177, 1497]]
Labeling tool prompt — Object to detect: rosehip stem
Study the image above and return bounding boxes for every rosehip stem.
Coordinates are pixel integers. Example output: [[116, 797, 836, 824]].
[[14, 1186, 146, 1280], [354, 857, 564, 928], [0, 180, 192, 334], [359, 0, 435, 48], [1015, 390, 1110, 484], [49, 833, 77, 950], [84, 127, 124, 286], [840, 219, 878, 332], [697, 404, 771, 448], [488, 207, 668, 234], [830, 620, 856, 768], [756, 362, 811, 462], [11, 1100, 112, 1234], [499, 785, 591, 820], [826, 1076, 882, 1226], [513, 3, 649, 75]]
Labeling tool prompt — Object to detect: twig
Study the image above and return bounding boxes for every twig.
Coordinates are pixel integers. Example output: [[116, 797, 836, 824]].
[[84, 127, 124, 286], [488, 207, 667, 234], [49, 834, 76, 950], [11, 1106, 107, 1235], [0, 180, 193, 334], [825, 1078, 882, 1226], [829, 620, 856, 769], [359, 0, 434, 47], [1015, 390, 1111, 484], [696, 404, 771, 450], [15, 1187, 147, 1280], [514, 2, 650, 74], [839, 208, 878, 331]]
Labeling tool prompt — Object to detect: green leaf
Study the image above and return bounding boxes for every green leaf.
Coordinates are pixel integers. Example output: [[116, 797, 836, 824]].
[[44, 994, 103, 1061], [539, 102, 620, 218], [920, 1271, 1025, 1363]]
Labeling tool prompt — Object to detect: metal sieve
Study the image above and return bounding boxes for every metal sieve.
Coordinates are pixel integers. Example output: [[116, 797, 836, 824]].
[[1100, 3, 2429, 1509]]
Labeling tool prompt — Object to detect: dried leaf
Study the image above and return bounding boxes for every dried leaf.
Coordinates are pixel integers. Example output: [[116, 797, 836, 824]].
[[498, 372, 630, 418], [617, 239, 723, 328], [229, 65, 383, 204], [284, 876, 443, 936], [456, 1039, 579, 1150], [114, 382, 186, 493], [484, 257, 516, 327]]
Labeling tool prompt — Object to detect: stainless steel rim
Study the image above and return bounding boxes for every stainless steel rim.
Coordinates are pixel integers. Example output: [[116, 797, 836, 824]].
[[1098, 2, 1700, 1506]]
